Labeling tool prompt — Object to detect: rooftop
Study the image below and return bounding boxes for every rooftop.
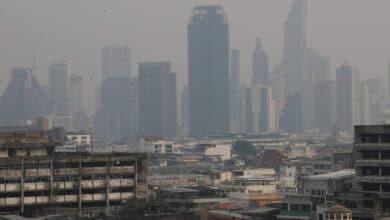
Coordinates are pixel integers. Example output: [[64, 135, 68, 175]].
[[325, 205, 351, 214], [303, 169, 355, 180], [236, 174, 275, 180]]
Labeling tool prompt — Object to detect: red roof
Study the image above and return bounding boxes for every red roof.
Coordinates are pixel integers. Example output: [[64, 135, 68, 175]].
[[216, 202, 240, 210]]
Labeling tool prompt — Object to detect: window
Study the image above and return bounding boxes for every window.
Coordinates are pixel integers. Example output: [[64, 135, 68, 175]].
[[382, 151, 390, 159], [363, 200, 374, 208], [361, 151, 379, 159], [362, 182, 380, 192], [361, 167, 379, 176], [8, 149, 16, 157]]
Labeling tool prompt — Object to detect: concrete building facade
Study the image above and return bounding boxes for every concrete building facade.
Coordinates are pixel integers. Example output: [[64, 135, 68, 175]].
[[0, 130, 147, 216]]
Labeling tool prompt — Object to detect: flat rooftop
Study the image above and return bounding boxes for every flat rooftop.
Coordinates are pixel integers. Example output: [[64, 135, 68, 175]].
[[303, 169, 355, 180], [355, 125, 390, 134]]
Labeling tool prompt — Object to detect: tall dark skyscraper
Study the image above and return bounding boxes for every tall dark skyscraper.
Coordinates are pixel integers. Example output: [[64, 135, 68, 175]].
[[280, 0, 307, 98], [230, 49, 240, 133], [139, 62, 177, 138], [188, 5, 230, 137], [49, 61, 70, 116], [252, 38, 269, 86]]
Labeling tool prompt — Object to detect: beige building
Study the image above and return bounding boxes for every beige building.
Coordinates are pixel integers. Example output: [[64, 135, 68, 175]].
[[220, 169, 277, 194], [0, 130, 147, 216]]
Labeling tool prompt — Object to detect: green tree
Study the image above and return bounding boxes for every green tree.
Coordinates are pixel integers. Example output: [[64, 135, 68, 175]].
[[232, 140, 257, 166]]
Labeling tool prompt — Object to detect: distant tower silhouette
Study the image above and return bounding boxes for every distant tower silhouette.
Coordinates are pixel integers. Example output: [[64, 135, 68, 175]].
[[0, 68, 51, 126], [252, 38, 269, 86], [49, 61, 70, 116], [280, 0, 307, 98]]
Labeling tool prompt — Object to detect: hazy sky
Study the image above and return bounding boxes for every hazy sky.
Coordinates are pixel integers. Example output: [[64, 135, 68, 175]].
[[1, 0, 390, 112]]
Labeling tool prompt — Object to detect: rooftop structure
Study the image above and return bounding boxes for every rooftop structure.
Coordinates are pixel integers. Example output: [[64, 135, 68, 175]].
[[302, 169, 355, 181]]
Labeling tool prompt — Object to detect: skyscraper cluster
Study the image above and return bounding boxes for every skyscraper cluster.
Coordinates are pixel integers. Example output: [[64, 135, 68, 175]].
[[0, 1, 388, 142], [273, 0, 386, 135], [0, 64, 88, 131]]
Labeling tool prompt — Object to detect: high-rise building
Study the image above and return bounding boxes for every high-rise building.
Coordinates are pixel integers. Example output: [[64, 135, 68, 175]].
[[49, 61, 70, 116], [336, 64, 354, 133], [69, 74, 83, 116], [230, 49, 240, 133], [388, 62, 390, 106], [280, 0, 307, 99], [241, 86, 275, 134], [188, 5, 230, 137], [102, 46, 132, 80], [279, 93, 302, 134], [0, 68, 51, 126], [139, 62, 177, 138], [313, 80, 334, 133], [95, 77, 139, 143], [303, 48, 331, 131], [252, 38, 269, 86], [271, 66, 285, 129], [358, 81, 370, 125], [354, 70, 362, 126], [366, 78, 387, 124], [180, 86, 189, 137]]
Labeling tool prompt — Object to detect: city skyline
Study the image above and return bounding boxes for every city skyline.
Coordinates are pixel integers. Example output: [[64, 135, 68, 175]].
[[1, 1, 389, 93], [1, 1, 390, 218]]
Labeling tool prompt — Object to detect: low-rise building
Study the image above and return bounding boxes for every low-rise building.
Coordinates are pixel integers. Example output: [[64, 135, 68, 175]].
[[65, 132, 92, 145], [0, 130, 148, 217], [220, 169, 277, 205], [279, 162, 297, 193], [155, 187, 229, 212]]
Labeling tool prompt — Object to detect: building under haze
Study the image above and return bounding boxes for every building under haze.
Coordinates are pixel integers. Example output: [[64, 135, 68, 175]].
[[69, 74, 90, 132], [0, 68, 51, 126], [302, 48, 331, 131], [69, 74, 83, 116], [102, 45, 132, 80], [252, 38, 269, 86], [139, 62, 177, 138], [49, 61, 70, 116], [188, 5, 230, 137], [336, 64, 354, 134], [280, 0, 307, 99], [313, 80, 334, 133], [180, 86, 189, 137], [242, 86, 275, 134], [279, 92, 302, 134], [95, 77, 139, 143], [230, 49, 240, 133]]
